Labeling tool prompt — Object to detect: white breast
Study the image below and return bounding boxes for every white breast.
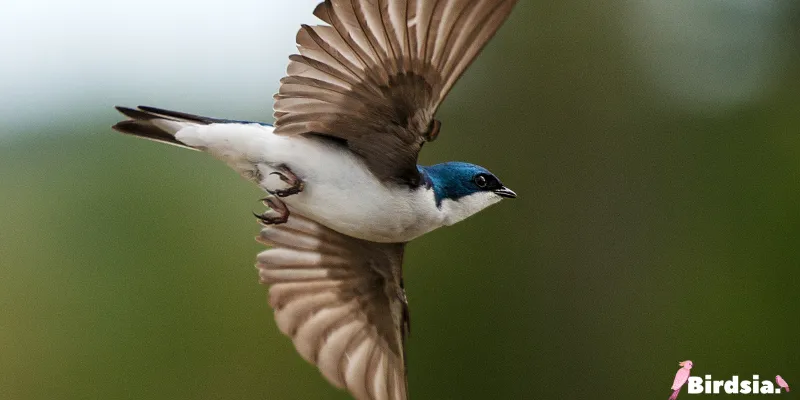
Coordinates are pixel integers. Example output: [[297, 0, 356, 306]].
[[260, 135, 446, 243]]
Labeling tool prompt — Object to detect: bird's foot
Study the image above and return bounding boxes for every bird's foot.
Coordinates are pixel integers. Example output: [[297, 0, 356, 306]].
[[269, 165, 304, 197], [254, 196, 289, 225]]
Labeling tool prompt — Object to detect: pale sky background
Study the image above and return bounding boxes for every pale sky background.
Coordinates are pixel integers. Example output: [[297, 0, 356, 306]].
[[0, 0, 320, 132], [0, 0, 791, 134]]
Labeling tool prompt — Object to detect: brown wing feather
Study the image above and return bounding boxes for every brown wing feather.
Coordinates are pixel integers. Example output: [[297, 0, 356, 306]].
[[256, 213, 409, 400], [274, 0, 518, 185]]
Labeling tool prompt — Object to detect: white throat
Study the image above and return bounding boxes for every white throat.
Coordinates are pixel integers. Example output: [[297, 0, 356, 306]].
[[438, 191, 503, 226]]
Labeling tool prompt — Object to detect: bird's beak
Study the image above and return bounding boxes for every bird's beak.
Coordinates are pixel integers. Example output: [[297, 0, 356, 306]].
[[494, 186, 517, 198]]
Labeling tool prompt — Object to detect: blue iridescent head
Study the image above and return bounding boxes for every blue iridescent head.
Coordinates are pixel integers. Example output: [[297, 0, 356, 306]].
[[419, 162, 516, 207]]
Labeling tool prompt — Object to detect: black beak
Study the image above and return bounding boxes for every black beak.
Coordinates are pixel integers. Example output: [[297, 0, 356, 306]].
[[493, 186, 517, 198]]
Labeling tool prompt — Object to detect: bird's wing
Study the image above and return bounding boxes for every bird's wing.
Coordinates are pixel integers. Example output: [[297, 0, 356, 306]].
[[256, 213, 410, 400], [671, 368, 690, 390], [274, 0, 518, 185]]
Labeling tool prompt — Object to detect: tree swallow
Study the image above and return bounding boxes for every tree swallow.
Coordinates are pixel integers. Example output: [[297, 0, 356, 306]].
[[112, 1, 518, 399]]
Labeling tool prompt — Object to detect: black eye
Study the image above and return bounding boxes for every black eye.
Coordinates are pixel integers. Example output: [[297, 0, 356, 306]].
[[474, 174, 488, 188]]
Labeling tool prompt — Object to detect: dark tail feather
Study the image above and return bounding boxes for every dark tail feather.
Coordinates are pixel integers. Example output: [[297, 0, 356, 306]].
[[112, 106, 213, 150], [668, 389, 680, 400], [112, 120, 192, 149], [135, 105, 226, 124]]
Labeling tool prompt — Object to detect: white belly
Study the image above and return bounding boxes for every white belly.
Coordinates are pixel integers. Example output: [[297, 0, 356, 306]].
[[259, 135, 444, 243], [176, 123, 444, 243]]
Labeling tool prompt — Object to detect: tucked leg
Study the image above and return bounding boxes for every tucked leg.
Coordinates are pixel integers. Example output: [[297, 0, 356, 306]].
[[269, 164, 304, 197], [254, 196, 290, 225]]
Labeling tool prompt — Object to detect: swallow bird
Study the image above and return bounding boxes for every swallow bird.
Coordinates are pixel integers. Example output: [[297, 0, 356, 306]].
[[669, 360, 693, 400], [776, 375, 790, 392], [113, 0, 518, 399]]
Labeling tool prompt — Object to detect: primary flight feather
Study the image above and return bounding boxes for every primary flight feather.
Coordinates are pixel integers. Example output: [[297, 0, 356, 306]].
[[112, 1, 518, 399]]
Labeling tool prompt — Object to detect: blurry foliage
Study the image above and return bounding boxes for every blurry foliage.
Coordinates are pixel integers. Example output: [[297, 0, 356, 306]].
[[2, 1, 800, 399]]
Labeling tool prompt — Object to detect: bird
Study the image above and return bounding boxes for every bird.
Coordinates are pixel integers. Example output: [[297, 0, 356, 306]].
[[776, 375, 790, 392], [112, 1, 519, 399], [669, 360, 693, 400]]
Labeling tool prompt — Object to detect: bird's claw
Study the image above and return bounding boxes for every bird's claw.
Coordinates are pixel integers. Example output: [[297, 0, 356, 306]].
[[254, 196, 289, 225], [268, 165, 304, 197]]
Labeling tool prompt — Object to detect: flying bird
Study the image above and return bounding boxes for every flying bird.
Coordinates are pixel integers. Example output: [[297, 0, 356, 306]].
[[776, 375, 790, 392], [112, 0, 519, 399], [669, 360, 693, 400]]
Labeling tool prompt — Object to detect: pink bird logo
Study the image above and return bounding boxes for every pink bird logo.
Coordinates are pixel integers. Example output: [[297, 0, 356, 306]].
[[669, 360, 693, 400], [776, 375, 790, 393]]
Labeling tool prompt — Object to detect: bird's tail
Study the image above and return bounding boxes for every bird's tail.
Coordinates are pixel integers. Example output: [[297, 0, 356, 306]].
[[668, 389, 680, 400], [112, 106, 225, 150], [786, 387, 791, 392]]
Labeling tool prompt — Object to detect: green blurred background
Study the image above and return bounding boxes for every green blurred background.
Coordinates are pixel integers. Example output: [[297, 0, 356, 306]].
[[1, 1, 799, 399]]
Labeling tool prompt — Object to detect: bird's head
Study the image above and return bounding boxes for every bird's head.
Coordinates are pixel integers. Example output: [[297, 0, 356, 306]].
[[420, 162, 516, 225], [679, 361, 693, 369]]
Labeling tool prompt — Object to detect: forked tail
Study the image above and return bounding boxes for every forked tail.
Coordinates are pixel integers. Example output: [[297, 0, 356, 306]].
[[112, 105, 279, 183], [112, 106, 233, 150]]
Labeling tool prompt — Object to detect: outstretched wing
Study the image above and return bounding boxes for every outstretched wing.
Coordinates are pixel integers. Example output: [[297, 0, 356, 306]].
[[256, 213, 410, 400], [274, 0, 518, 185]]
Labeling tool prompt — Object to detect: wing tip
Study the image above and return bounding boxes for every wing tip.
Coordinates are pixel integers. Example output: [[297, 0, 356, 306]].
[[313, 1, 331, 23]]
